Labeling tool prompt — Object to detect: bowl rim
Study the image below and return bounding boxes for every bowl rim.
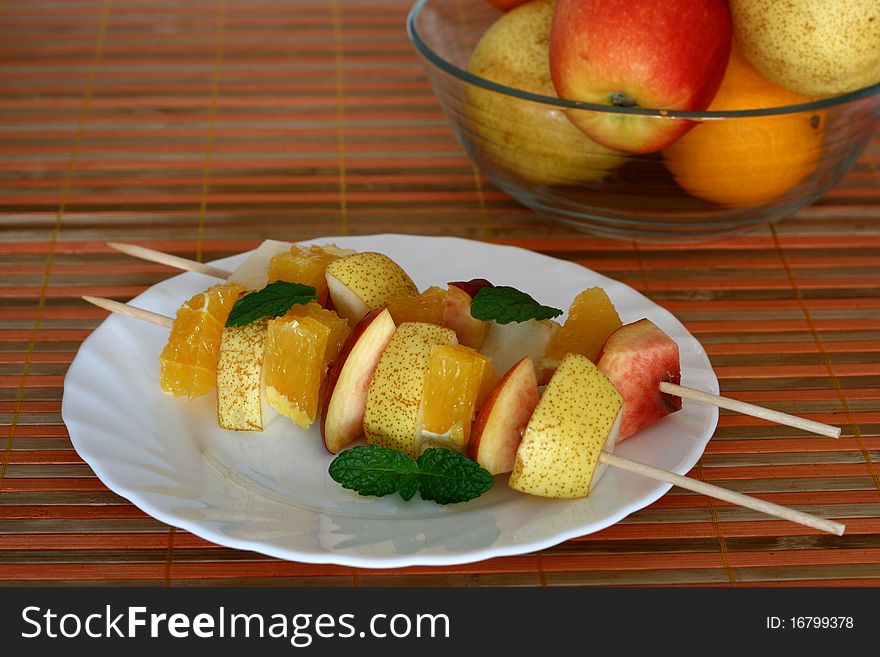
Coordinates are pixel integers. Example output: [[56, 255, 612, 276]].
[[406, 0, 880, 119]]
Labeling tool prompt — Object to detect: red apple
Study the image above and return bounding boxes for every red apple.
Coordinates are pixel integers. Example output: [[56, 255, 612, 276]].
[[485, 0, 529, 11], [320, 308, 396, 454], [441, 285, 489, 349], [596, 319, 682, 442], [469, 357, 539, 475], [448, 278, 493, 299], [549, 0, 732, 153]]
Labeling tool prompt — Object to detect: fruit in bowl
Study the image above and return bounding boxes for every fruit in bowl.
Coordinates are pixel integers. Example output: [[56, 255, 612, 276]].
[[408, 0, 880, 240], [464, 0, 625, 186], [549, 0, 733, 153], [731, 0, 880, 97], [663, 45, 826, 207]]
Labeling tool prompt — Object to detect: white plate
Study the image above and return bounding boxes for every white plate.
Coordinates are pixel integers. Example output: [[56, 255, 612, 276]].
[[63, 234, 718, 568]]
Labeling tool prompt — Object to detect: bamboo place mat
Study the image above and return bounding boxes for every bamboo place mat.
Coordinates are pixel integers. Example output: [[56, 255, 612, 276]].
[[1, 0, 879, 587]]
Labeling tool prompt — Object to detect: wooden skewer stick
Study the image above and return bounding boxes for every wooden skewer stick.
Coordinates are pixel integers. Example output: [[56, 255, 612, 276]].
[[107, 242, 232, 279], [80, 294, 847, 536], [600, 452, 845, 535], [660, 382, 841, 439], [82, 296, 173, 329]]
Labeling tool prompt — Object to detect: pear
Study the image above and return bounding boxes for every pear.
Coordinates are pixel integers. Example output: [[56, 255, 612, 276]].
[[509, 353, 622, 498], [731, 0, 880, 96], [325, 252, 418, 324], [465, 0, 625, 185], [216, 318, 275, 431], [363, 322, 458, 457]]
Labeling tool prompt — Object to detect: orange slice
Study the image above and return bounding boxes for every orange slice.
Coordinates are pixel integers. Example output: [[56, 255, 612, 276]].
[[268, 244, 352, 305], [541, 287, 622, 376], [284, 301, 351, 366], [386, 286, 447, 326], [159, 282, 245, 398], [264, 315, 330, 428], [265, 303, 351, 428], [417, 343, 492, 454]]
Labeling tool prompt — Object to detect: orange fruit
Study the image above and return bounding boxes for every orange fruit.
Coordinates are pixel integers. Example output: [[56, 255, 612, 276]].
[[540, 287, 622, 380], [386, 286, 446, 326], [265, 304, 351, 428], [264, 316, 329, 428], [284, 302, 350, 365], [663, 46, 825, 207], [418, 344, 492, 454], [159, 282, 245, 398], [268, 244, 351, 305]]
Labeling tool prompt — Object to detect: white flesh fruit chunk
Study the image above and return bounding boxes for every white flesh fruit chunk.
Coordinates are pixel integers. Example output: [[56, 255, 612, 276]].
[[216, 318, 276, 431], [480, 318, 560, 378], [509, 353, 623, 498], [226, 240, 294, 290]]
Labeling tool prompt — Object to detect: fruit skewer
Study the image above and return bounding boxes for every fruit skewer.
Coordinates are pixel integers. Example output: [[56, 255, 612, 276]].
[[107, 241, 841, 440], [108, 242, 234, 279], [80, 296, 845, 536]]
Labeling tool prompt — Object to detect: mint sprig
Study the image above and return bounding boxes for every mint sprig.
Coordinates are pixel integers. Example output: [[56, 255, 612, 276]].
[[225, 281, 317, 327], [416, 448, 495, 504], [329, 445, 420, 500], [470, 285, 562, 324], [329, 445, 493, 504]]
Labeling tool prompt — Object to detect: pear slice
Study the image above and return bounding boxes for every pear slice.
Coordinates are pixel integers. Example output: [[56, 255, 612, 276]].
[[216, 318, 276, 431], [363, 322, 457, 458], [325, 252, 418, 324], [509, 353, 623, 498]]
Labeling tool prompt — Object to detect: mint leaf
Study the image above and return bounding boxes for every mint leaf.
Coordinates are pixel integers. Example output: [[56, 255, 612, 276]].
[[328, 445, 494, 504], [225, 280, 317, 327], [416, 448, 494, 504], [329, 445, 420, 500], [470, 285, 562, 324]]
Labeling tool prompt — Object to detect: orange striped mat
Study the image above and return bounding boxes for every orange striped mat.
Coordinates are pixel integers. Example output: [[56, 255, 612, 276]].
[[1, 0, 879, 586]]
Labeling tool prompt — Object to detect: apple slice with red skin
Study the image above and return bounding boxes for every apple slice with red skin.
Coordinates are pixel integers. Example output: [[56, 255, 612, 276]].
[[549, 0, 731, 153], [441, 285, 489, 349], [448, 278, 493, 299], [320, 307, 396, 454], [468, 356, 539, 475], [596, 319, 682, 442]]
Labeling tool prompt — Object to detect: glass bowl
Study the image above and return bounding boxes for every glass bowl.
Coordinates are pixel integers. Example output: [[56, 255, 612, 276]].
[[407, 0, 880, 241]]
